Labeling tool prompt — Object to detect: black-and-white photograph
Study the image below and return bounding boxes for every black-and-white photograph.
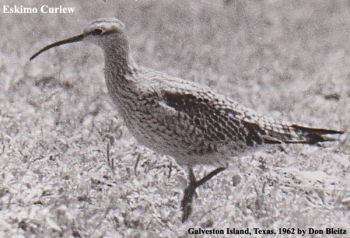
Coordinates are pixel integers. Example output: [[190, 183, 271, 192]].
[[1, 0, 349, 237]]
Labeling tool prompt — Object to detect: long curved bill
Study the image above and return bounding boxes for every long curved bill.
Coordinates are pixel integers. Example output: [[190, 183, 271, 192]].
[[30, 33, 85, 61]]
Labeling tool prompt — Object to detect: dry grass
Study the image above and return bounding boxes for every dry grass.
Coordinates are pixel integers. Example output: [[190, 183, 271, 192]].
[[0, 0, 350, 237]]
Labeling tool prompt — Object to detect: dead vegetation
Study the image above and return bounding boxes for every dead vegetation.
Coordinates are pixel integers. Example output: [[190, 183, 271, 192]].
[[0, 0, 349, 237]]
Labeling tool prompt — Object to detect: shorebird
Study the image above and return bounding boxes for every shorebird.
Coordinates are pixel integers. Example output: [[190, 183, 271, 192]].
[[30, 18, 344, 222]]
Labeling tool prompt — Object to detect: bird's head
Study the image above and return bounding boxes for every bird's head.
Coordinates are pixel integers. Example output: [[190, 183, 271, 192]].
[[30, 18, 127, 60]]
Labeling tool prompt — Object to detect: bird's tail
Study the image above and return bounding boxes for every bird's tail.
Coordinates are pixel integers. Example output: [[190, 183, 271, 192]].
[[262, 123, 344, 145], [283, 124, 344, 144], [259, 119, 344, 145]]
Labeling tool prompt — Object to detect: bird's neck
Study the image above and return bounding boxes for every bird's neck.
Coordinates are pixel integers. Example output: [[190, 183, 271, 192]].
[[103, 43, 140, 111], [104, 44, 137, 80]]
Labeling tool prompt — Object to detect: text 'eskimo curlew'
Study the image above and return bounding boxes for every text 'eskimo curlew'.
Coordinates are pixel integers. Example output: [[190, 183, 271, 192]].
[[3, 5, 74, 14]]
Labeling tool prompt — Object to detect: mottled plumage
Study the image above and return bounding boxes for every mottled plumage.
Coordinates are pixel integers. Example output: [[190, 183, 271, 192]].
[[30, 18, 344, 222], [105, 63, 342, 166]]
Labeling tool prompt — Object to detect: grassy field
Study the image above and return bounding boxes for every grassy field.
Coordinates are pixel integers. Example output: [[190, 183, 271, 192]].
[[1, 0, 350, 237]]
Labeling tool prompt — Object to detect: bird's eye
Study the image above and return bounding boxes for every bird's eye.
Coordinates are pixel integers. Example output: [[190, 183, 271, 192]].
[[91, 29, 103, 35]]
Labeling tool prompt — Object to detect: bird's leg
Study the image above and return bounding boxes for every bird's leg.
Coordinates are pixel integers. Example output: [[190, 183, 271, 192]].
[[181, 167, 226, 222], [195, 167, 226, 188], [181, 167, 196, 222]]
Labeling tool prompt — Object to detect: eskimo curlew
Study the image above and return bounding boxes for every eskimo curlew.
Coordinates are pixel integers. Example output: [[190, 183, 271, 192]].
[[30, 18, 344, 222]]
